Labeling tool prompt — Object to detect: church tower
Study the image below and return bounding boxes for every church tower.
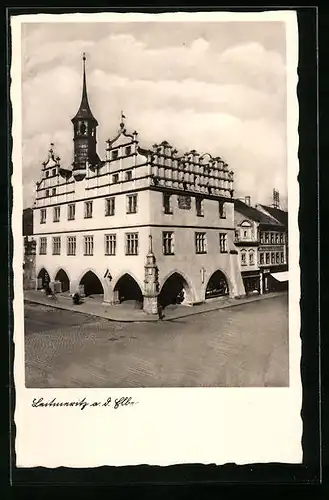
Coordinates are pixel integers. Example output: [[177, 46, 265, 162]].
[[71, 53, 99, 180]]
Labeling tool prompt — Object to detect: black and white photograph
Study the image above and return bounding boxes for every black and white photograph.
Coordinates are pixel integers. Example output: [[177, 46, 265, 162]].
[[12, 10, 301, 467]]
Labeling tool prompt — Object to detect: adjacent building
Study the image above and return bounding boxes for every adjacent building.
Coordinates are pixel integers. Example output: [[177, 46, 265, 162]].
[[256, 193, 289, 269], [32, 55, 246, 313], [234, 197, 288, 294]]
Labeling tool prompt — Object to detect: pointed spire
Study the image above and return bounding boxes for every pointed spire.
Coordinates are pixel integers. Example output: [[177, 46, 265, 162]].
[[71, 53, 98, 125]]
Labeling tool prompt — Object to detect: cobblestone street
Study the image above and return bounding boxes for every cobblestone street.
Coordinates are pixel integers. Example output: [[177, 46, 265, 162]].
[[25, 293, 289, 388]]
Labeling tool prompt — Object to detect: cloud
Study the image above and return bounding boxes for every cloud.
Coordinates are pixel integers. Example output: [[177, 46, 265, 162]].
[[20, 23, 288, 208]]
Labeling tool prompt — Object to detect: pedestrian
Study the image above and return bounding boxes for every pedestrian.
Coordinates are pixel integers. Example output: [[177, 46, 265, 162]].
[[158, 302, 164, 320]]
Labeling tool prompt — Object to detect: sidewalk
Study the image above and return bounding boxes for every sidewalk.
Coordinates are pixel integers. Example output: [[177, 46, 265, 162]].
[[24, 289, 286, 323]]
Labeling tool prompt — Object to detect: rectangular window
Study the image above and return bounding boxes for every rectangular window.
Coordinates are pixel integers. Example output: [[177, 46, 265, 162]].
[[112, 173, 119, 184], [52, 236, 61, 255], [270, 233, 274, 244], [53, 206, 60, 222], [105, 234, 116, 256], [40, 208, 46, 224], [280, 233, 284, 243], [67, 236, 76, 256], [281, 252, 284, 263], [84, 201, 93, 218], [271, 252, 275, 264], [125, 146, 132, 156], [275, 233, 279, 243], [260, 232, 264, 244], [52, 168, 56, 176], [196, 197, 204, 217], [259, 252, 264, 265], [125, 170, 132, 181], [163, 193, 172, 214], [39, 237, 47, 255], [105, 197, 115, 216], [265, 252, 270, 264], [68, 204, 75, 220], [219, 233, 227, 253], [46, 189, 50, 197], [84, 236, 94, 256], [265, 232, 269, 243], [126, 194, 138, 214], [241, 252, 246, 266], [163, 232, 174, 255], [125, 232, 139, 255], [276, 252, 280, 264], [249, 251, 254, 265], [111, 150, 118, 160], [195, 232, 207, 254], [219, 201, 226, 218], [52, 188, 56, 196], [45, 171, 49, 178]]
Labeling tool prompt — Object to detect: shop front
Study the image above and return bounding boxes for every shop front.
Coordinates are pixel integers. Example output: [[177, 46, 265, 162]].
[[261, 265, 288, 293], [242, 270, 261, 295]]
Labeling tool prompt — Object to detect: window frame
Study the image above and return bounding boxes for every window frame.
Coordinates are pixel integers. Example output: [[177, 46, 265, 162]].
[[259, 252, 264, 265], [125, 232, 139, 255], [40, 208, 46, 224], [195, 232, 207, 254], [53, 206, 60, 222], [67, 203, 76, 221], [219, 201, 226, 219], [125, 170, 133, 181], [84, 200, 93, 219], [126, 194, 138, 214], [111, 149, 119, 160], [219, 233, 227, 253], [104, 233, 117, 256], [163, 193, 173, 214], [162, 231, 175, 255], [67, 236, 77, 256], [196, 197, 204, 217], [83, 235, 94, 256], [105, 197, 115, 216], [52, 236, 61, 255], [39, 237, 47, 255]]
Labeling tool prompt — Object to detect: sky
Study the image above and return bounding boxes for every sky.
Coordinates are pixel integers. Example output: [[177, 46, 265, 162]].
[[21, 19, 288, 209]]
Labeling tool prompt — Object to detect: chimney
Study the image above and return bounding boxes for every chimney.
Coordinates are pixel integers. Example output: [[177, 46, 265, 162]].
[[245, 196, 251, 206]]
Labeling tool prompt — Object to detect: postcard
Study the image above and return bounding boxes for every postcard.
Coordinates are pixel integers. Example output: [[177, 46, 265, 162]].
[[11, 10, 302, 468]]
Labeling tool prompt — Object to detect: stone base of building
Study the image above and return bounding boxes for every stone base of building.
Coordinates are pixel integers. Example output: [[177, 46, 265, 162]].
[[143, 296, 158, 315], [23, 278, 37, 291]]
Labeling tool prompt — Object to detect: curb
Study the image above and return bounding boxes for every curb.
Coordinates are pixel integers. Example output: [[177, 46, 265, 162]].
[[24, 299, 158, 323], [24, 292, 285, 323]]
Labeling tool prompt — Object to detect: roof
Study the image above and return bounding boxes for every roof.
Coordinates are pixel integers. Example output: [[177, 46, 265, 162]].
[[71, 55, 98, 125], [234, 199, 283, 228], [258, 205, 288, 227]]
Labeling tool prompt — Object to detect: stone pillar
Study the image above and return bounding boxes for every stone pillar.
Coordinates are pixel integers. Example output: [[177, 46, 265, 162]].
[[259, 271, 263, 295], [23, 237, 37, 290], [143, 235, 159, 315]]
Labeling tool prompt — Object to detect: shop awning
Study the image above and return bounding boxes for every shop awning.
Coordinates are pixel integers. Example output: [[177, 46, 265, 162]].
[[270, 271, 289, 282]]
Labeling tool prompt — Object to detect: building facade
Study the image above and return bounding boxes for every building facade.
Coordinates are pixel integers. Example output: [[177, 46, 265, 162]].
[[32, 55, 245, 313], [234, 198, 288, 294]]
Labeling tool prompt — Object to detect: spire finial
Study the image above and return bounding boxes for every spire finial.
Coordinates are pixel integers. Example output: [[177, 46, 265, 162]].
[[83, 52, 86, 62], [120, 110, 126, 129], [148, 234, 153, 254]]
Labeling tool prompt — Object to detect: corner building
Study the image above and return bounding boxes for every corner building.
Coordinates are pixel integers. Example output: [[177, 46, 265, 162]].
[[33, 56, 245, 312]]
